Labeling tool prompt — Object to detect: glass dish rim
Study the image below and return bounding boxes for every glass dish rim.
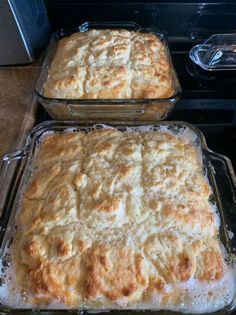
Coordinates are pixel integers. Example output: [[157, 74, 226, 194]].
[[0, 120, 235, 314]]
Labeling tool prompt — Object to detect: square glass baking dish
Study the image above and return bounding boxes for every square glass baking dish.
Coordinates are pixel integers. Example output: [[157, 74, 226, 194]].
[[189, 34, 236, 71], [0, 120, 235, 314], [35, 21, 181, 121]]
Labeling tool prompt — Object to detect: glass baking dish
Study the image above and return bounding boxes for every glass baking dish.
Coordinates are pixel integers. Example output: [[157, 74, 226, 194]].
[[189, 34, 236, 71], [35, 21, 181, 121], [0, 120, 235, 314]]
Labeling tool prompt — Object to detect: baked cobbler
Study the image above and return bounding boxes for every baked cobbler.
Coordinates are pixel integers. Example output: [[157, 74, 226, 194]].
[[43, 30, 174, 99], [10, 128, 234, 311]]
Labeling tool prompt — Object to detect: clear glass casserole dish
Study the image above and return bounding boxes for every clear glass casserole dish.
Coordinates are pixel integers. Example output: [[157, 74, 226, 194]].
[[0, 120, 235, 314], [35, 22, 181, 121], [189, 34, 236, 71]]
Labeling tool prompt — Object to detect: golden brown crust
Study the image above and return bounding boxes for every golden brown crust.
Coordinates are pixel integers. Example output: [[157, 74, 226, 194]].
[[196, 240, 223, 281], [144, 233, 223, 285], [85, 66, 132, 99], [85, 245, 148, 301], [13, 129, 225, 307], [25, 164, 61, 199], [43, 30, 175, 99], [144, 233, 196, 283], [93, 194, 121, 213], [29, 257, 83, 306], [37, 132, 85, 168]]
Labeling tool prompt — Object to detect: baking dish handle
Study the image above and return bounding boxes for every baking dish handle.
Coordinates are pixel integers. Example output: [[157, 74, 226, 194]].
[[205, 149, 236, 251], [79, 21, 142, 31], [67, 103, 146, 117], [205, 149, 236, 193], [0, 146, 28, 232], [0, 147, 28, 188]]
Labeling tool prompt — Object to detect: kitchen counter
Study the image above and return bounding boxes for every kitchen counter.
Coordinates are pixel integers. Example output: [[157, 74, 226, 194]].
[[0, 65, 40, 161]]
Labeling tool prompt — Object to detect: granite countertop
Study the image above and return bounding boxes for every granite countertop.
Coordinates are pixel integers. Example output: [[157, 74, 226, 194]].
[[0, 65, 40, 161]]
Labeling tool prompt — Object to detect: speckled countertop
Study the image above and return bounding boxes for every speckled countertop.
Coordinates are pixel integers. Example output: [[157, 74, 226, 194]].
[[0, 65, 40, 160]]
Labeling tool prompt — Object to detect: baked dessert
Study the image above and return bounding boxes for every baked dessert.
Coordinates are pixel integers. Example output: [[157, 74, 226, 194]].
[[10, 127, 234, 311], [43, 30, 174, 99]]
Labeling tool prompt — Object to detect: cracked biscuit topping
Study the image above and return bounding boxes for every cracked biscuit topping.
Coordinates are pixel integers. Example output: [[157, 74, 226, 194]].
[[12, 128, 231, 310], [43, 30, 174, 99]]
